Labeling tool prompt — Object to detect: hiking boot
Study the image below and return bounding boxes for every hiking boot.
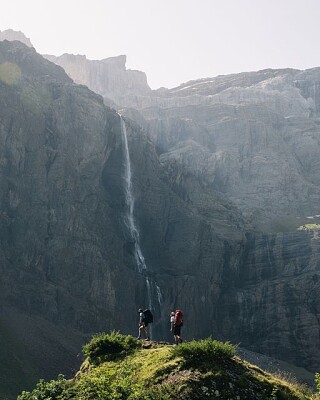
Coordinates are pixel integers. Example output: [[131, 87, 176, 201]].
[[145, 337, 150, 341], [137, 336, 141, 340]]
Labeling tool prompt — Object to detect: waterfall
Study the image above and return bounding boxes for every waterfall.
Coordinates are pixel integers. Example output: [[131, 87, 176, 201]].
[[121, 117, 147, 273], [119, 115, 163, 338]]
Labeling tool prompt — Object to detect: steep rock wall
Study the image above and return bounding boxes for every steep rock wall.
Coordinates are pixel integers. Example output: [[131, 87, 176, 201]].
[[1, 39, 320, 398], [0, 41, 245, 395], [43, 53, 151, 106]]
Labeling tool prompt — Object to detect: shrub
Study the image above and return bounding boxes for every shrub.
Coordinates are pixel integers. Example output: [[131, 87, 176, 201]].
[[171, 337, 236, 369], [82, 331, 141, 365], [17, 374, 68, 400]]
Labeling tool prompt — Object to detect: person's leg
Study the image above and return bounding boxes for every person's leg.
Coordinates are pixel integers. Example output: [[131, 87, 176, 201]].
[[173, 326, 179, 344], [175, 326, 182, 343], [138, 324, 143, 339], [144, 324, 150, 340]]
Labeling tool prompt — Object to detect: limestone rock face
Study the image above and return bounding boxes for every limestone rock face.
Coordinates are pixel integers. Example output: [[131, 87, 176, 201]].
[[45, 53, 320, 229], [43, 53, 152, 106], [43, 53, 320, 374], [2, 38, 320, 398], [0, 29, 33, 47], [217, 230, 320, 371], [0, 41, 137, 395], [0, 40, 246, 396], [122, 69, 320, 230]]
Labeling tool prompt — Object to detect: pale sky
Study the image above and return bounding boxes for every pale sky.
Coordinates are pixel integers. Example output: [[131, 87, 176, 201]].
[[2, 0, 320, 89]]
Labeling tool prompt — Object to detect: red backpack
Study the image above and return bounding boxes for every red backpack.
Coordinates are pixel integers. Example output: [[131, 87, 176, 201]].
[[175, 310, 184, 326]]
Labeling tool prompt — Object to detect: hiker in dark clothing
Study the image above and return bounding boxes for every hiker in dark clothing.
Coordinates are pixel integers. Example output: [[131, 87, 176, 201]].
[[137, 308, 150, 340], [172, 309, 183, 344]]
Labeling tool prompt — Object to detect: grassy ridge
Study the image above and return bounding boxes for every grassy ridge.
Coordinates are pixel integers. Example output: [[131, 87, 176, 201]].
[[17, 332, 315, 400]]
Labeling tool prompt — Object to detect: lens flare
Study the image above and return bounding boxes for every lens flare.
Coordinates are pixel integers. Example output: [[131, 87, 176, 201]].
[[0, 62, 21, 85]]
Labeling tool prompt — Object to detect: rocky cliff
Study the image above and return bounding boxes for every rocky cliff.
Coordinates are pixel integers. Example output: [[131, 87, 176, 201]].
[[125, 70, 320, 231], [0, 29, 33, 48], [1, 36, 320, 399], [43, 48, 320, 230], [44, 53, 152, 108], [0, 40, 246, 397]]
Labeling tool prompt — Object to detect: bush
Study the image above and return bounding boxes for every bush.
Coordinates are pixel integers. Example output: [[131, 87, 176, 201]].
[[171, 337, 236, 369], [82, 331, 141, 365], [17, 374, 68, 400]]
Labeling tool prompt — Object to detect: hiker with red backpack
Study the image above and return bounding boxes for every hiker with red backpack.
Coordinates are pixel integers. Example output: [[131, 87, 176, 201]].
[[172, 309, 183, 344]]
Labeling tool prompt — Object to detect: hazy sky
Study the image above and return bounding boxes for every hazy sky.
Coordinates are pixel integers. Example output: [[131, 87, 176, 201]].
[[2, 0, 320, 89]]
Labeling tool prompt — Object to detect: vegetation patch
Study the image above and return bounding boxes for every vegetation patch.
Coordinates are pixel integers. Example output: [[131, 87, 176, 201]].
[[170, 337, 236, 369], [82, 331, 141, 365], [18, 374, 69, 400], [17, 334, 317, 400]]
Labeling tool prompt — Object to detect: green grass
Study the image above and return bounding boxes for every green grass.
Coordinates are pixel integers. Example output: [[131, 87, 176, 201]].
[[82, 331, 141, 365], [170, 337, 236, 369], [17, 334, 316, 400]]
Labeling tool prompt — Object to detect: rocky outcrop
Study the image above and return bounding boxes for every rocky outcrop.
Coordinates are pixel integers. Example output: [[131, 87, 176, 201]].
[[43, 53, 152, 106], [0, 29, 33, 47], [18, 334, 315, 400]]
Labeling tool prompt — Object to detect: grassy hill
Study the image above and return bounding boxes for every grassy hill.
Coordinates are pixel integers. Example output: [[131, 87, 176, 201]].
[[17, 332, 317, 400]]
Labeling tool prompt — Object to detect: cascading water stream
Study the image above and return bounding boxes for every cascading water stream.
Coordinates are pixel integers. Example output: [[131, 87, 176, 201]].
[[119, 115, 163, 337], [121, 116, 147, 273]]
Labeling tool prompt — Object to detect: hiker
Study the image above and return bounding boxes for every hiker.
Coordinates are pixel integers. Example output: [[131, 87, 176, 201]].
[[173, 309, 184, 344], [137, 308, 152, 340]]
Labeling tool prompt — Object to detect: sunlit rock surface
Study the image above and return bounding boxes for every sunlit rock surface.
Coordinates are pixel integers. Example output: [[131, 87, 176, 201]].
[[43, 53, 151, 107], [47, 53, 320, 229]]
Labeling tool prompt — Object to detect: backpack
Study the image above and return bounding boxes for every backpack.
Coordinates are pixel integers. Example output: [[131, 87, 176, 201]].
[[175, 310, 183, 326], [143, 309, 153, 324]]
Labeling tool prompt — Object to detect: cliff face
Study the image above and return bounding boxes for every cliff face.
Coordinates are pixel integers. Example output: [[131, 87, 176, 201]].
[[43, 53, 151, 107], [2, 37, 320, 398], [217, 230, 320, 371], [45, 49, 320, 230], [0, 41, 139, 396], [0, 29, 33, 48], [128, 70, 320, 231], [42, 50, 320, 373], [0, 41, 246, 397]]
